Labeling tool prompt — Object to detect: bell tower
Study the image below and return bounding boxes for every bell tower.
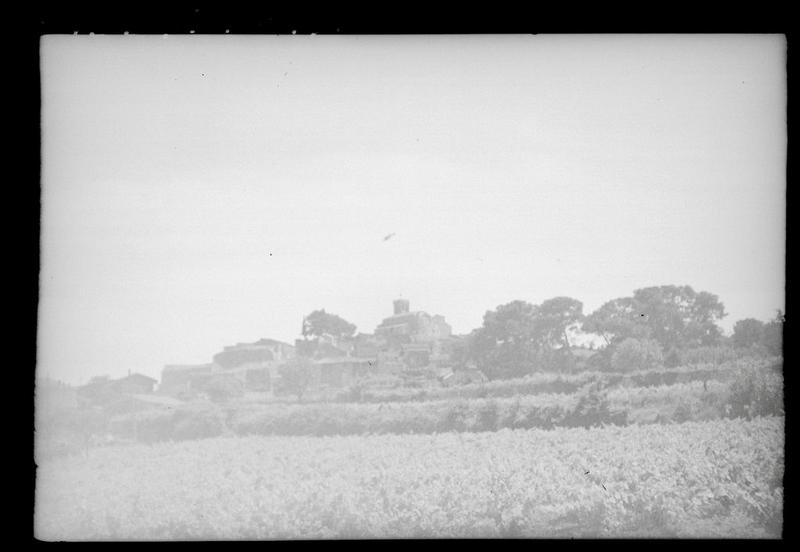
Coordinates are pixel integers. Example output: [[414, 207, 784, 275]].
[[393, 298, 410, 315]]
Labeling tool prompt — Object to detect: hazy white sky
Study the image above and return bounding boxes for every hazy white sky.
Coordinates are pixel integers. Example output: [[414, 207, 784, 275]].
[[39, 34, 786, 385]]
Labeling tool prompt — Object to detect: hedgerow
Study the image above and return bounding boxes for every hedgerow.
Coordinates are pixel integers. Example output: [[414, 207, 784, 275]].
[[341, 357, 778, 405]]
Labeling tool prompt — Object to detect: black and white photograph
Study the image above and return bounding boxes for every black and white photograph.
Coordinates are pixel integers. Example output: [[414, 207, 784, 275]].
[[34, 33, 786, 539]]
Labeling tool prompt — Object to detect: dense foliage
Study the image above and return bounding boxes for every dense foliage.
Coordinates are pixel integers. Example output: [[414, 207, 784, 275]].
[[611, 338, 664, 372], [726, 361, 783, 419], [462, 286, 760, 380], [337, 358, 771, 404], [733, 318, 766, 349], [201, 375, 245, 403], [106, 402, 228, 444], [35, 417, 783, 539], [467, 297, 586, 379], [732, 312, 784, 356], [582, 285, 727, 364], [226, 361, 780, 438], [761, 311, 784, 357], [301, 309, 357, 340], [37, 358, 781, 454]]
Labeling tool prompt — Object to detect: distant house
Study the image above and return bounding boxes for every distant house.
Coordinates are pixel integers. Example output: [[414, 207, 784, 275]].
[[373, 299, 453, 374], [109, 373, 157, 394], [316, 341, 350, 359], [161, 301, 464, 395], [160, 364, 215, 397], [202, 338, 298, 394], [294, 337, 352, 360], [76, 372, 158, 409], [219, 361, 286, 392], [213, 339, 295, 369]]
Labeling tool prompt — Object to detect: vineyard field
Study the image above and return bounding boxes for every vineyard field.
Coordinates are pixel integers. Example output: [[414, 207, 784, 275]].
[[35, 416, 784, 539]]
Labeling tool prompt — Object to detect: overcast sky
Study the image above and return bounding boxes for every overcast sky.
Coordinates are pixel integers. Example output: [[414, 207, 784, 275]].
[[39, 34, 786, 385]]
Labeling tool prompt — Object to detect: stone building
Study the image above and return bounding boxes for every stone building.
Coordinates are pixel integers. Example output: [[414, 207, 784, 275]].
[[160, 300, 458, 396], [159, 364, 215, 397], [212, 338, 296, 393], [76, 372, 158, 408], [352, 333, 381, 359], [213, 338, 295, 368], [311, 357, 377, 388], [374, 299, 453, 370], [160, 338, 297, 397], [375, 299, 452, 343]]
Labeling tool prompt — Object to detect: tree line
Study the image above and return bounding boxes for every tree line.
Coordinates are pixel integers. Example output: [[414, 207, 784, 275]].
[[289, 285, 783, 381], [466, 285, 783, 379]]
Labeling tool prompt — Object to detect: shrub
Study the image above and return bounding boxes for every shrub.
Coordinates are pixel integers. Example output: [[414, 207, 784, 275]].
[[171, 403, 227, 440], [336, 383, 365, 403], [134, 410, 176, 442], [762, 313, 783, 356], [440, 400, 470, 432], [585, 349, 612, 372], [201, 375, 244, 403], [109, 409, 173, 443], [679, 346, 739, 366], [671, 397, 696, 424], [611, 338, 663, 373], [475, 399, 499, 432], [663, 348, 683, 368], [567, 384, 627, 428], [496, 395, 522, 429], [725, 361, 784, 419], [107, 402, 228, 443], [538, 350, 579, 374]]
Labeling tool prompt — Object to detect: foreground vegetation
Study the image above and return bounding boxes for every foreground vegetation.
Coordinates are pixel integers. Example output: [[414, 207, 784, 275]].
[[35, 416, 784, 539]]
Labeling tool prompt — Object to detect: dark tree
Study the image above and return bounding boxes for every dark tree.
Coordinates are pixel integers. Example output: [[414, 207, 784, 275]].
[[301, 309, 357, 341], [584, 285, 726, 352], [632, 285, 726, 350], [448, 335, 472, 368], [611, 337, 664, 372], [762, 310, 784, 357], [582, 297, 651, 346], [536, 296, 584, 351], [732, 318, 766, 349], [469, 301, 541, 380]]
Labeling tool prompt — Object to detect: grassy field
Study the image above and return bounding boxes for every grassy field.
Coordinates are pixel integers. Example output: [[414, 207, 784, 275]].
[[35, 416, 783, 540]]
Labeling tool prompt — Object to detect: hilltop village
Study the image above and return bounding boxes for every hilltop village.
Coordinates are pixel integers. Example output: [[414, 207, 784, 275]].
[[157, 299, 483, 400]]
